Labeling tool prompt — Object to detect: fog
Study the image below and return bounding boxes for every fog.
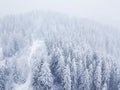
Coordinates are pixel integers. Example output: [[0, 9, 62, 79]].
[[0, 0, 120, 29]]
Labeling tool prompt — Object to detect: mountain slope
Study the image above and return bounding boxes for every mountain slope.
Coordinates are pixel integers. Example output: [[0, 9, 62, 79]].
[[0, 12, 120, 90]]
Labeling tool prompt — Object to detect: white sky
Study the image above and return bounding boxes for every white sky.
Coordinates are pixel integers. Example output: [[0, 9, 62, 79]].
[[0, 0, 120, 29]]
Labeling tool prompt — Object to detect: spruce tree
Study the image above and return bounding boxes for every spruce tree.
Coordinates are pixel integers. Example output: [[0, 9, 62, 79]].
[[70, 58, 77, 90], [79, 68, 90, 90], [94, 63, 102, 90], [62, 65, 71, 90], [88, 64, 94, 90], [38, 61, 53, 90]]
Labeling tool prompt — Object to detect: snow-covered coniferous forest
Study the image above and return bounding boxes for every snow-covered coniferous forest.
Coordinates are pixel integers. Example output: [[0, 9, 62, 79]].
[[0, 12, 120, 90]]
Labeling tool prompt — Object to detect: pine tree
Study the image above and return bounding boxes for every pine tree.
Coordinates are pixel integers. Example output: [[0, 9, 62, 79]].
[[51, 47, 63, 75], [94, 63, 102, 90], [0, 67, 6, 90], [102, 82, 107, 90], [66, 54, 71, 67], [118, 82, 120, 90], [62, 65, 71, 90], [88, 64, 94, 90], [55, 49, 65, 83], [79, 68, 90, 90], [70, 58, 77, 90], [102, 59, 110, 86], [32, 64, 41, 90], [37, 61, 53, 90], [77, 60, 84, 88], [109, 65, 120, 90]]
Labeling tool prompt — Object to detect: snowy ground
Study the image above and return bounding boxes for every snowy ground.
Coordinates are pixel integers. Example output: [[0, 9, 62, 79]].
[[13, 40, 44, 90]]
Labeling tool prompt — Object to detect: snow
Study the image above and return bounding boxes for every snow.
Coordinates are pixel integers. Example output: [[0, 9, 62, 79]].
[[14, 40, 44, 90], [0, 12, 120, 90]]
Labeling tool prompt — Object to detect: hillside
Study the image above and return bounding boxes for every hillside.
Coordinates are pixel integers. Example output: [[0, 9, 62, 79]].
[[0, 12, 120, 90]]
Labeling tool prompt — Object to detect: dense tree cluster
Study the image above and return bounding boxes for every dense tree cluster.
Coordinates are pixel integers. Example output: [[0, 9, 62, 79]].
[[0, 12, 120, 90]]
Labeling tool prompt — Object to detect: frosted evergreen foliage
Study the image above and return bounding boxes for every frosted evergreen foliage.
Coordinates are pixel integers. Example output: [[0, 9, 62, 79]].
[[0, 12, 119, 90]]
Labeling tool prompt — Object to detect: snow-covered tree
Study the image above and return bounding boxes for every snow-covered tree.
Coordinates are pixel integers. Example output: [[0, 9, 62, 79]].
[[33, 61, 53, 90], [65, 54, 71, 66], [70, 58, 77, 90], [79, 68, 90, 90], [88, 64, 94, 90], [102, 82, 107, 90], [55, 49, 65, 83], [109, 64, 120, 90], [93, 63, 102, 90], [102, 59, 110, 86], [62, 65, 71, 90], [77, 60, 84, 87], [118, 82, 120, 90], [51, 47, 64, 74], [32, 64, 41, 90], [0, 66, 6, 90]]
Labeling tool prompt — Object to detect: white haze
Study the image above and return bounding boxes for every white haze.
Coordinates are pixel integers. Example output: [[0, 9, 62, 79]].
[[0, 1, 120, 90], [0, 0, 120, 29]]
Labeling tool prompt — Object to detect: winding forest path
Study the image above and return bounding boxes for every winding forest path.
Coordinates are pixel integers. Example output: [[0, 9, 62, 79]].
[[14, 40, 42, 90]]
